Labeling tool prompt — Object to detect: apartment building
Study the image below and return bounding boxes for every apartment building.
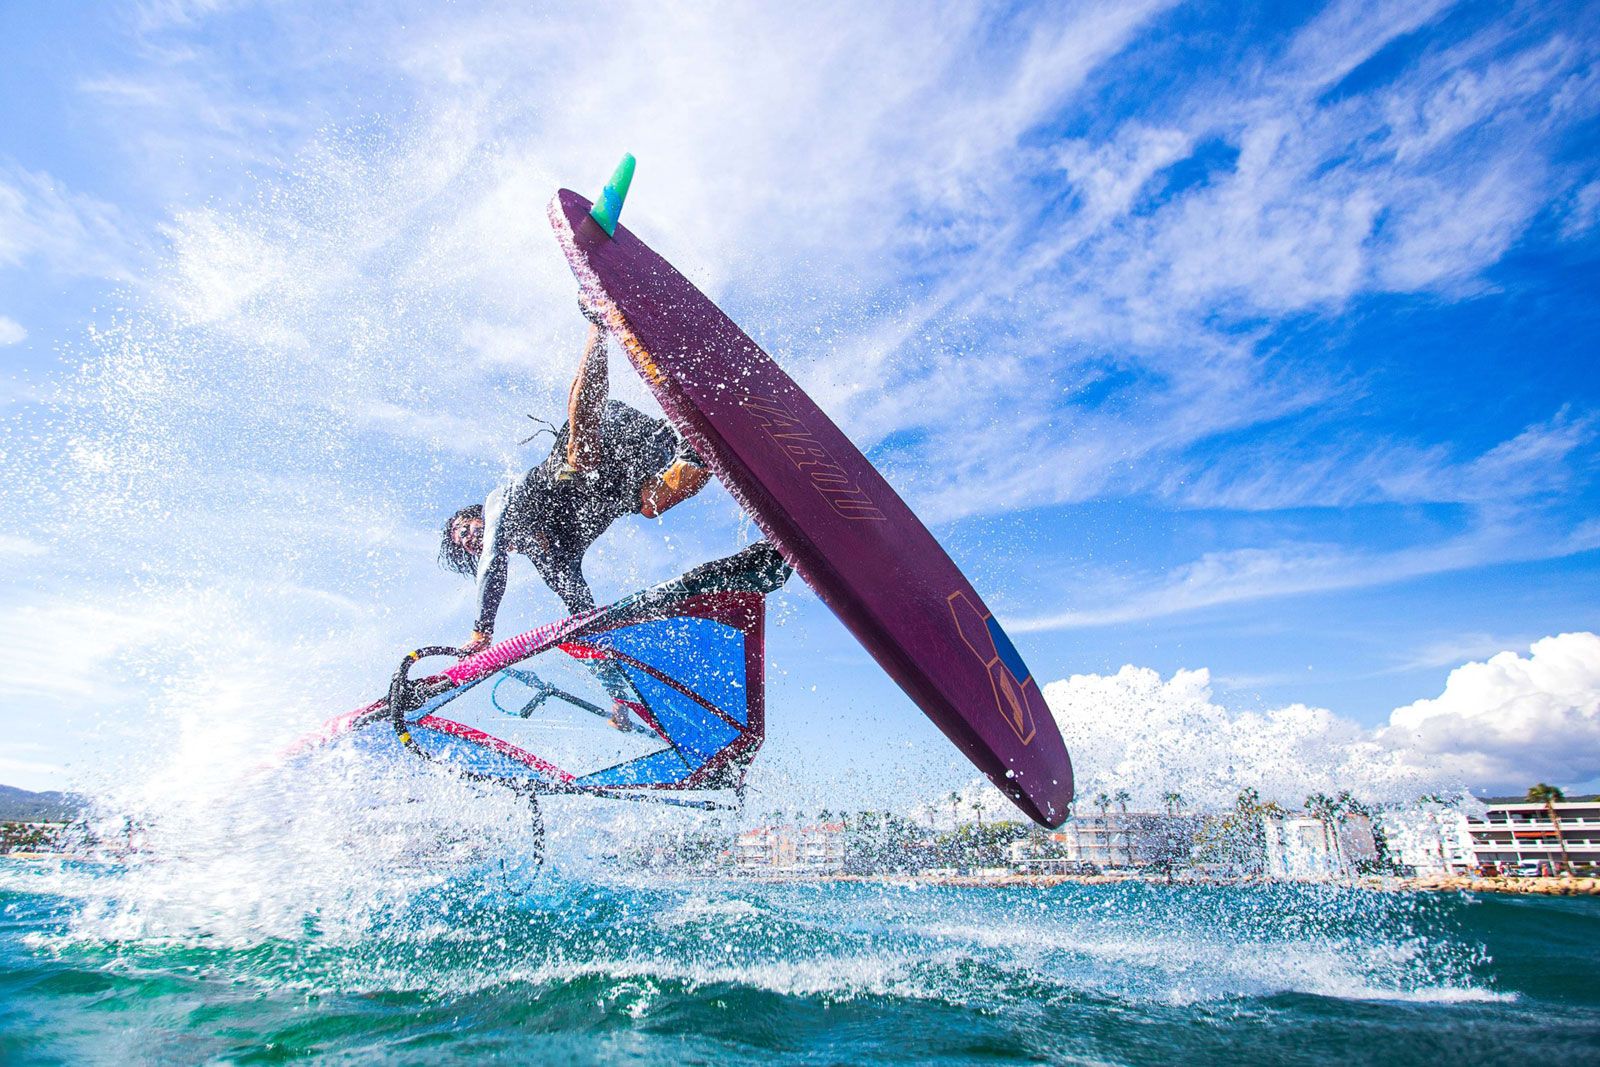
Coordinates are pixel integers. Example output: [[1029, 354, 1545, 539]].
[[734, 822, 846, 873], [1461, 795, 1600, 875], [1376, 806, 1473, 875], [1009, 813, 1204, 871]]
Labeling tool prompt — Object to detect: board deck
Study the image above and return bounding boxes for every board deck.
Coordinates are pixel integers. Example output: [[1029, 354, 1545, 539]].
[[548, 188, 1073, 826]]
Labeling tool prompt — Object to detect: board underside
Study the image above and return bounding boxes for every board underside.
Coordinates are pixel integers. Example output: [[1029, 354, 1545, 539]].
[[548, 189, 1073, 827]]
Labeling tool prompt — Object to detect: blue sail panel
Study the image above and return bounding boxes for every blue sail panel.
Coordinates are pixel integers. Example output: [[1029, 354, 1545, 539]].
[[576, 747, 696, 788], [588, 615, 749, 725], [618, 664, 741, 763]]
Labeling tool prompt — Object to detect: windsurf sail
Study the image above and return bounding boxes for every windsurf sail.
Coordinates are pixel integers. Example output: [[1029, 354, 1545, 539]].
[[291, 543, 790, 807]]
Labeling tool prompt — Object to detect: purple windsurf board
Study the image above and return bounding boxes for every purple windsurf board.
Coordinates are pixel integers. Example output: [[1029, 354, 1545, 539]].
[[548, 187, 1073, 827]]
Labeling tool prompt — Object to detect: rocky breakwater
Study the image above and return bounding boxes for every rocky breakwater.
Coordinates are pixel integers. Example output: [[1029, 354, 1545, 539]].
[[1404, 874, 1600, 896]]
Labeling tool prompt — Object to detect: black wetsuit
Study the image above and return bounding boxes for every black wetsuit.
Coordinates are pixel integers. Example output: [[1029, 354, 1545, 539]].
[[473, 401, 694, 632]]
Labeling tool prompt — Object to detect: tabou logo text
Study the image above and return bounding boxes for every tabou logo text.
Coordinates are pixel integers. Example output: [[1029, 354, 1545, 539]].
[[740, 392, 886, 521]]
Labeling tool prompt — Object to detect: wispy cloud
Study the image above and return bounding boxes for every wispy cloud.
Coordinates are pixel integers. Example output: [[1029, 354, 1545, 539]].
[[868, 2, 1600, 524], [1158, 409, 1597, 513], [1015, 515, 1600, 632], [50, 0, 1597, 532], [1561, 180, 1600, 240], [0, 315, 25, 345], [0, 166, 143, 282], [1381, 631, 1541, 676], [0, 534, 48, 557]]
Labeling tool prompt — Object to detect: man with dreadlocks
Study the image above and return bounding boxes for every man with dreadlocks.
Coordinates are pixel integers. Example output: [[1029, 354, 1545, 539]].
[[440, 304, 711, 726]]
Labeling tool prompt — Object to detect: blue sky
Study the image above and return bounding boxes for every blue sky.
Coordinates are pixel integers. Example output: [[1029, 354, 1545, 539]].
[[1, 0, 1597, 810]]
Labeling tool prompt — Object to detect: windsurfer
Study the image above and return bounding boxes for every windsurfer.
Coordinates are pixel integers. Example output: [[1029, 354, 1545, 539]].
[[440, 303, 711, 678]]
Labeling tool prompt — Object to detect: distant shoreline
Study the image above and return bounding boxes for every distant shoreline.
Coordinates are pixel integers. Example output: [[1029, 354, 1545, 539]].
[[730, 870, 1600, 895], [5, 852, 1596, 895]]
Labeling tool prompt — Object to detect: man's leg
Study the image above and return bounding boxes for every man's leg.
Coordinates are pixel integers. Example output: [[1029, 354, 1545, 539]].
[[589, 657, 646, 732], [566, 324, 608, 472]]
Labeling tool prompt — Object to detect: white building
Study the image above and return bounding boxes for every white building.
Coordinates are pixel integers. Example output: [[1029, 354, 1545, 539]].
[[734, 822, 846, 874], [1377, 806, 1473, 875], [1262, 814, 1377, 880], [1008, 813, 1204, 872], [1460, 795, 1600, 875]]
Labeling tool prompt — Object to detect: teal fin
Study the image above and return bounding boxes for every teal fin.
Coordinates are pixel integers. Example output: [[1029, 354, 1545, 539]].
[[589, 154, 635, 237]]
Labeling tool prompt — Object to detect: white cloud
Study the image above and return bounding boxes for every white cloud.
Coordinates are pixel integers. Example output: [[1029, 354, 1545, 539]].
[[1036, 632, 1600, 810], [1045, 665, 1409, 809], [1381, 631, 1600, 787], [0, 534, 48, 557], [1561, 180, 1600, 240], [0, 315, 25, 345]]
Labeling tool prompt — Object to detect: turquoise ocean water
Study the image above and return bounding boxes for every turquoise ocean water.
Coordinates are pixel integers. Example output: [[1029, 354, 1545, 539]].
[[4, 857, 1598, 1065]]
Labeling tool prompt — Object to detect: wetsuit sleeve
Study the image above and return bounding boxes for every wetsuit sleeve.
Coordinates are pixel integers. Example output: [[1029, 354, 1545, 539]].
[[472, 486, 512, 635], [529, 548, 596, 617], [670, 428, 704, 468]]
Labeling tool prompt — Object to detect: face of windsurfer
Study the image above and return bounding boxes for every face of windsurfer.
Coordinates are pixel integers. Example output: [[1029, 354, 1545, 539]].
[[438, 503, 552, 578], [438, 503, 487, 578], [449, 514, 484, 557]]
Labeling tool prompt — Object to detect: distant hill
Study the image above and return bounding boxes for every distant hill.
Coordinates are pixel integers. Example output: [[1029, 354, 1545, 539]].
[[0, 784, 85, 822]]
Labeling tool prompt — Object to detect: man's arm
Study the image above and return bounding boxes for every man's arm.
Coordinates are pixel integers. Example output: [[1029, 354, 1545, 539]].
[[530, 548, 596, 617], [472, 552, 509, 638], [461, 487, 513, 652], [566, 322, 609, 472], [641, 433, 710, 518], [640, 460, 711, 518]]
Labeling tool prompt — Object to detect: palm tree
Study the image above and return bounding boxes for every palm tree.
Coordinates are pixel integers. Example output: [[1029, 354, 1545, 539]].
[[1304, 793, 1345, 875], [1114, 789, 1133, 866], [1094, 793, 1111, 866], [1526, 783, 1572, 875], [949, 791, 962, 831], [1162, 791, 1184, 816]]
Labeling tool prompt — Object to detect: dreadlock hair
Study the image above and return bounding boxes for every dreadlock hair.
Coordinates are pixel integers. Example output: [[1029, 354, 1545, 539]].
[[439, 503, 484, 577]]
